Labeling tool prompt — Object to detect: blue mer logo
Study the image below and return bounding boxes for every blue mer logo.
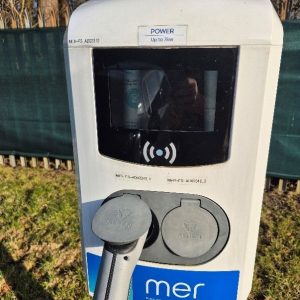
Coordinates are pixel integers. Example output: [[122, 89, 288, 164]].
[[145, 279, 205, 299], [87, 253, 240, 300]]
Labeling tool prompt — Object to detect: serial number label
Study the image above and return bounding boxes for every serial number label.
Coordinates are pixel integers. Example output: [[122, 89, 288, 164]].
[[167, 178, 207, 184], [68, 37, 101, 45], [115, 173, 152, 182]]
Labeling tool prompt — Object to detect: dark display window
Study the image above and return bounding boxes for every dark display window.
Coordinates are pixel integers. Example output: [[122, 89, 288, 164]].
[[93, 48, 238, 166]]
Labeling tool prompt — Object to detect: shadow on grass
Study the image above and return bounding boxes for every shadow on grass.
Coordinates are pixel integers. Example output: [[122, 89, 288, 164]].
[[0, 243, 53, 300]]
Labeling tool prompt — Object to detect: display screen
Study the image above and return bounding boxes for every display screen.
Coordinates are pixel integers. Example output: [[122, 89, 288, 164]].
[[108, 67, 219, 132], [93, 48, 238, 166]]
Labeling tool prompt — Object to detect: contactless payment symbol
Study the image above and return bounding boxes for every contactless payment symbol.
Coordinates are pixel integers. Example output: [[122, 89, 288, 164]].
[[143, 141, 177, 164]]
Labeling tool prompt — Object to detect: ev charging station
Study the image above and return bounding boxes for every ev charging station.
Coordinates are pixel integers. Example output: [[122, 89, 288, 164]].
[[64, 0, 283, 299]]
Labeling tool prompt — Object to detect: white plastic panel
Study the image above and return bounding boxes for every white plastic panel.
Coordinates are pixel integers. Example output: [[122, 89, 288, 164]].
[[66, 0, 283, 48]]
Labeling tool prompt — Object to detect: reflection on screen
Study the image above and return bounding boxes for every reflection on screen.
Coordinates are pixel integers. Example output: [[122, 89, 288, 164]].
[[108, 67, 218, 132]]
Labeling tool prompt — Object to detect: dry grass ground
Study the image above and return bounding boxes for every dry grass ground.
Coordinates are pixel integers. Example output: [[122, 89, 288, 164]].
[[0, 166, 299, 299], [0, 166, 88, 299]]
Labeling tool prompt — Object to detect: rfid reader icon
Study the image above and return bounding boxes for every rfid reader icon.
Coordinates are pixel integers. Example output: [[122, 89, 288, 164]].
[[143, 141, 177, 164]]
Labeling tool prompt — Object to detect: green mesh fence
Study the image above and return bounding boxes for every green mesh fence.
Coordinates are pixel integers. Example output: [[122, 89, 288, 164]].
[[267, 21, 300, 179], [0, 28, 72, 160], [0, 23, 299, 178]]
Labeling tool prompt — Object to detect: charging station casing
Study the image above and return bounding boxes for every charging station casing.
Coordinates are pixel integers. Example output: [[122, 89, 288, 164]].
[[64, 0, 283, 299]]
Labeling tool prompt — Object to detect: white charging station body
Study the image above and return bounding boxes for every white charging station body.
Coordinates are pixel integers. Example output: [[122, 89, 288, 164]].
[[64, 0, 283, 299]]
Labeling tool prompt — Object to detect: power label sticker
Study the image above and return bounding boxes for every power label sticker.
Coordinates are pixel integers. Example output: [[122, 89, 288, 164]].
[[138, 25, 187, 46], [87, 253, 240, 300]]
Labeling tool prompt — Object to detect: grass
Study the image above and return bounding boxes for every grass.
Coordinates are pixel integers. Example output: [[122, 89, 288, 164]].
[[0, 166, 299, 299], [0, 166, 89, 300], [249, 190, 300, 300]]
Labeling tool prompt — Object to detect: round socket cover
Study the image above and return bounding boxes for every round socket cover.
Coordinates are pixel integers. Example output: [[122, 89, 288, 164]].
[[162, 200, 219, 258], [92, 194, 152, 245]]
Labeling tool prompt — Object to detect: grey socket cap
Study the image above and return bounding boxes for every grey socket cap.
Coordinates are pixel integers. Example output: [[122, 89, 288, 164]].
[[162, 200, 219, 258], [92, 194, 152, 245]]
